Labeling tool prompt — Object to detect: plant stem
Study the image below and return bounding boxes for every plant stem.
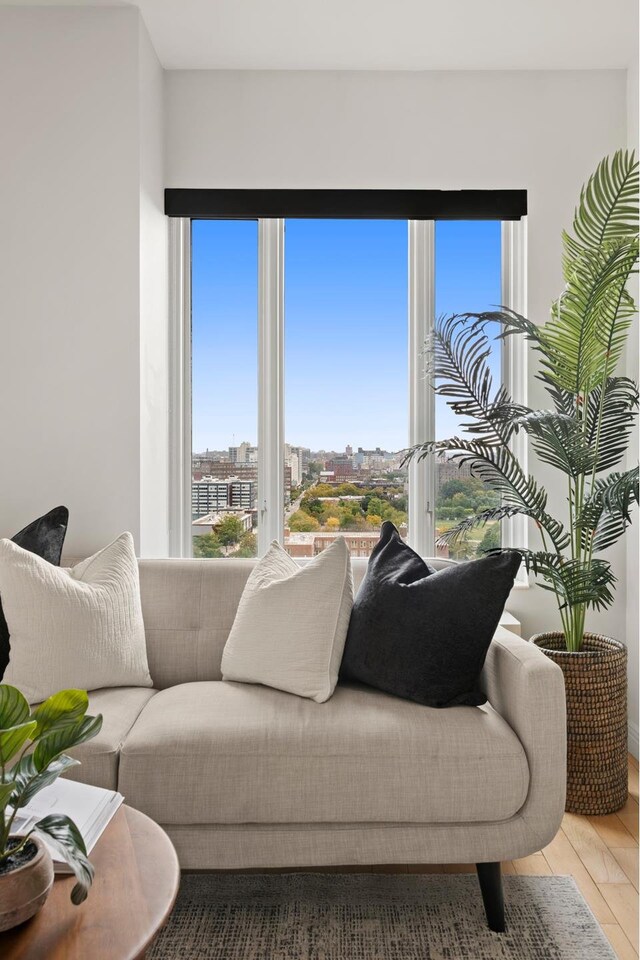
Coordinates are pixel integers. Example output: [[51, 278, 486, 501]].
[[0, 828, 34, 864]]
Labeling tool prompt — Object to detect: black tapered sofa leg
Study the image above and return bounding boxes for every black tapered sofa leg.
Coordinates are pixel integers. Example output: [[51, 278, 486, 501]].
[[476, 862, 505, 932]]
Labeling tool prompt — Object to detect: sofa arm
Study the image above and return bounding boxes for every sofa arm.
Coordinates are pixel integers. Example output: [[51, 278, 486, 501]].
[[480, 626, 567, 849]]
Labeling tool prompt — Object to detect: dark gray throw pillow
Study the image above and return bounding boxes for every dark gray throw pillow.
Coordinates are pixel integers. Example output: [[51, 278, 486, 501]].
[[340, 521, 521, 708], [0, 506, 69, 680]]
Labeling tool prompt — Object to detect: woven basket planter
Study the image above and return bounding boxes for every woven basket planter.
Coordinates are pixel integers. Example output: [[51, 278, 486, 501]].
[[531, 632, 628, 815]]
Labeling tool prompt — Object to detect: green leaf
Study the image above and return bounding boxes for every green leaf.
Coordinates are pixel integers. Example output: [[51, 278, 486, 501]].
[[31, 690, 89, 739], [521, 552, 617, 611], [547, 238, 638, 394], [11, 753, 80, 807], [33, 714, 103, 772], [0, 720, 36, 766], [0, 685, 30, 730], [0, 780, 16, 813], [577, 467, 640, 552], [35, 814, 94, 905], [584, 377, 639, 474], [514, 410, 594, 478], [571, 149, 639, 253]]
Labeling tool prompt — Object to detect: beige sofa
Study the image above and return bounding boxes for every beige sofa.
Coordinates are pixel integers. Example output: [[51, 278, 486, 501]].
[[67, 556, 566, 931]]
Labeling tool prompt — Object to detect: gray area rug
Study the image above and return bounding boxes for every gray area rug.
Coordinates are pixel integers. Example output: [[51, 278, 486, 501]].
[[148, 873, 616, 960]]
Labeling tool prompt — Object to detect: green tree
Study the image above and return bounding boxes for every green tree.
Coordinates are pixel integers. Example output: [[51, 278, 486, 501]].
[[215, 515, 245, 547], [289, 510, 320, 532], [367, 496, 391, 520], [193, 533, 224, 558], [476, 524, 501, 556], [440, 478, 473, 499], [231, 531, 258, 558], [300, 496, 324, 519]]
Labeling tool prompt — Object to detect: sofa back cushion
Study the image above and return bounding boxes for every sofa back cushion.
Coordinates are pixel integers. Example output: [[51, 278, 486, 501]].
[[137, 555, 455, 689]]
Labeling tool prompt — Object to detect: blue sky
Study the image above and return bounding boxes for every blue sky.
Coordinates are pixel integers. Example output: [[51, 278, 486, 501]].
[[191, 218, 501, 453]]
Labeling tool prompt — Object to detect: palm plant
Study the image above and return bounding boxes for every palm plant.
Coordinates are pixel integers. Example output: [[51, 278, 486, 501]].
[[407, 150, 639, 652], [0, 684, 102, 903]]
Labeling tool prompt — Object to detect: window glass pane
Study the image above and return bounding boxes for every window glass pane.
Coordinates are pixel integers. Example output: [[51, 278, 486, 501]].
[[434, 220, 502, 560], [283, 220, 408, 561], [191, 220, 259, 558]]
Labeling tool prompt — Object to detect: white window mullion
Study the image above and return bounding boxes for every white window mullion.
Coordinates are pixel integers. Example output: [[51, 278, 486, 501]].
[[501, 218, 529, 575], [257, 219, 285, 554], [408, 220, 435, 557], [168, 217, 192, 558]]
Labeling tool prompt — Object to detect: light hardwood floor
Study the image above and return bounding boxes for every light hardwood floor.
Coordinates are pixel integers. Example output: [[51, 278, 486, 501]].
[[244, 755, 639, 958], [399, 755, 639, 959]]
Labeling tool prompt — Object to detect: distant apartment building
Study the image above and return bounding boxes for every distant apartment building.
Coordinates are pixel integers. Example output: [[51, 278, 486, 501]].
[[193, 460, 256, 481], [192, 459, 292, 502], [284, 527, 449, 560], [325, 458, 357, 480], [284, 445, 311, 482], [435, 454, 472, 492], [284, 445, 301, 486], [192, 477, 256, 519], [228, 441, 257, 464]]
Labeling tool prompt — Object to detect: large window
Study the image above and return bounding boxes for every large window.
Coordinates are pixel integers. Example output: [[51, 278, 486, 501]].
[[284, 220, 408, 560], [173, 206, 527, 565], [190, 220, 259, 558], [434, 221, 502, 560]]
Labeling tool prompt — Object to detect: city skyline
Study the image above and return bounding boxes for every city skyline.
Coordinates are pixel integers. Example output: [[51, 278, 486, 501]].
[[191, 218, 501, 452]]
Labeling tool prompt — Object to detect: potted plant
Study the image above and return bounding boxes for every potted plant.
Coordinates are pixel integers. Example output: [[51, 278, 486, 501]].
[[408, 149, 638, 815], [0, 684, 103, 931]]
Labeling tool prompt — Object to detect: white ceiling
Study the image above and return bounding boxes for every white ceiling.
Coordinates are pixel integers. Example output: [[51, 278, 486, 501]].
[[8, 0, 639, 71]]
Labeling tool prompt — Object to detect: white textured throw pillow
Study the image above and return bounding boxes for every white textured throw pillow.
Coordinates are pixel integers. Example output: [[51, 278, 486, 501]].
[[0, 532, 152, 703], [221, 538, 353, 702]]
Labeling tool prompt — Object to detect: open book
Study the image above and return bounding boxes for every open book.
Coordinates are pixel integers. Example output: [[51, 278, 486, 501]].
[[9, 778, 123, 874]]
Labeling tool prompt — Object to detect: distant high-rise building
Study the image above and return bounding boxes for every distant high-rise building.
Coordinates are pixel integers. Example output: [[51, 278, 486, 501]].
[[284, 444, 303, 486], [228, 441, 257, 464], [192, 477, 256, 520], [192, 458, 291, 504]]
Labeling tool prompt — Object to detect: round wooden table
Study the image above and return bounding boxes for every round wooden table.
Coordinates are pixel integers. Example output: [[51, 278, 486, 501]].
[[0, 805, 180, 960]]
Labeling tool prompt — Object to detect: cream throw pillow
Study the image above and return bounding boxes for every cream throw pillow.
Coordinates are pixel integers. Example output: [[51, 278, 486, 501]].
[[221, 538, 353, 702], [0, 532, 152, 703]]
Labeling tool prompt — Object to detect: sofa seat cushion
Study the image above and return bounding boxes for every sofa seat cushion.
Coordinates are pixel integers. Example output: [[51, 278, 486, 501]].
[[118, 681, 529, 825], [62, 687, 157, 790]]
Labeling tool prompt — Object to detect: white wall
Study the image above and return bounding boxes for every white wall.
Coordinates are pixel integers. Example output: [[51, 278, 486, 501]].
[[139, 21, 169, 556], [0, 7, 168, 558], [166, 68, 637, 745]]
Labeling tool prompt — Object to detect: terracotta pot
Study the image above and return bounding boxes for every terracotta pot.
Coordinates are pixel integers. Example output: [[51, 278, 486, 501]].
[[0, 835, 54, 932], [531, 631, 628, 815]]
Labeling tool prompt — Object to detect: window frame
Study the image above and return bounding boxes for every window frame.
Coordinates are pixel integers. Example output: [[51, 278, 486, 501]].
[[169, 214, 528, 574]]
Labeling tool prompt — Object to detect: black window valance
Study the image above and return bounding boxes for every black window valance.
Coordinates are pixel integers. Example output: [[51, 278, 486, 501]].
[[164, 188, 527, 221]]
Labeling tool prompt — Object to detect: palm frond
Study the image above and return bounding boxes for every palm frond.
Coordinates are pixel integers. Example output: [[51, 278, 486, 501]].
[[546, 237, 638, 394], [570, 149, 639, 253], [514, 410, 594, 478], [457, 308, 543, 347], [585, 377, 639, 473], [600, 465, 640, 518], [521, 552, 617, 611], [409, 436, 569, 552], [426, 315, 527, 445], [577, 467, 640, 551], [434, 505, 526, 546]]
